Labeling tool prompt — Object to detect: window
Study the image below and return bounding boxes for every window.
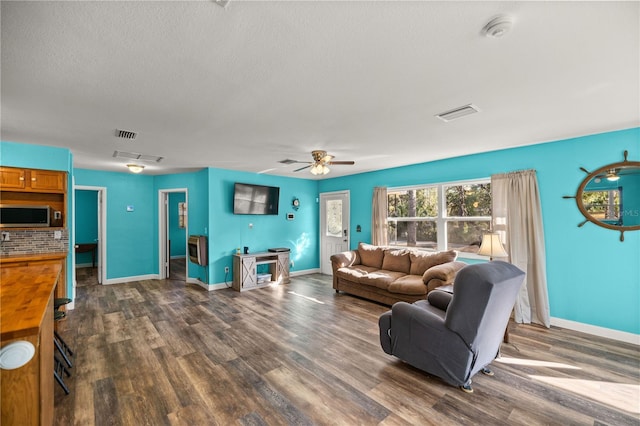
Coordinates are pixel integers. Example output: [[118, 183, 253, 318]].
[[387, 180, 491, 254], [583, 189, 621, 225]]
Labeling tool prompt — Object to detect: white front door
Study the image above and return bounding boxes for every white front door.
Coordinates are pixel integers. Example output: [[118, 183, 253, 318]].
[[319, 191, 350, 275]]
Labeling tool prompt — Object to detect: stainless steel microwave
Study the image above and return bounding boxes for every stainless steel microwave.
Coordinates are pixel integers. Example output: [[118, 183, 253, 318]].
[[0, 204, 59, 227]]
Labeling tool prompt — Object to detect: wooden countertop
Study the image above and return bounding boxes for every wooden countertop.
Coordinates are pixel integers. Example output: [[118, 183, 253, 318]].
[[0, 263, 60, 341], [0, 252, 67, 263]]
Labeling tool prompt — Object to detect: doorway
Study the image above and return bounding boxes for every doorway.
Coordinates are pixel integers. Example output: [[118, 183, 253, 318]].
[[319, 190, 350, 275], [159, 189, 188, 281], [73, 186, 106, 293]]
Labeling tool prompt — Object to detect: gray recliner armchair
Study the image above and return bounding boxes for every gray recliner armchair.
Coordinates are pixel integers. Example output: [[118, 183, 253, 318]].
[[378, 261, 525, 393]]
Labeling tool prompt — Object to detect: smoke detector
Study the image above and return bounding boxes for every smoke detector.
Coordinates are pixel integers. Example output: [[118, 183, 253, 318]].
[[482, 15, 514, 38]]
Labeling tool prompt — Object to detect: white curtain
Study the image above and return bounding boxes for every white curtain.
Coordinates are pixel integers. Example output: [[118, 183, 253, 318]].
[[372, 187, 388, 246], [492, 170, 550, 327]]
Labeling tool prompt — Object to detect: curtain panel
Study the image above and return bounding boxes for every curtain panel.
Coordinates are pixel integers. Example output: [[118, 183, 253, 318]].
[[492, 170, 550, 327], [372, 187, 388, 246]]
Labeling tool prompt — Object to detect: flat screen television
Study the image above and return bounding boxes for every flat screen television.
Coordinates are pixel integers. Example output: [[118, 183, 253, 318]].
[[233, 182, 280, 215]]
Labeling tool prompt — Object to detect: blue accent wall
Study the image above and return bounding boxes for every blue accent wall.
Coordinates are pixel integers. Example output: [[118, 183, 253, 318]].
[[74, 169, 156, 280], [4, 128, 639, 335], [74, 189, 98, 265], [319, 127, 640, 334], [206, 168, 319, 285]]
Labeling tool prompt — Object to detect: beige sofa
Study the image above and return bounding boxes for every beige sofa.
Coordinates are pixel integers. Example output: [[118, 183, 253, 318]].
[[330, 243, 466, 306]]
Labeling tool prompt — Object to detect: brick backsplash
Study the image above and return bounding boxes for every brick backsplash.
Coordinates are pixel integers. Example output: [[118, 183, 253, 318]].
[[0, 229, 69, 256]]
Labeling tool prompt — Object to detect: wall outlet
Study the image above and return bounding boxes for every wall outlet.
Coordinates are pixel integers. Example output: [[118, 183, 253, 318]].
[[54, 230, 62, 240], [1, 232, 9, 242], [224, 266, 229, 274]]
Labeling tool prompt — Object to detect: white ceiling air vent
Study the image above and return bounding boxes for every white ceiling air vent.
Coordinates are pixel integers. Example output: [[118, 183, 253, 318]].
[[435, 104, 481, 122], [113, 151, 164, 163], [115, 129, 137, 140]]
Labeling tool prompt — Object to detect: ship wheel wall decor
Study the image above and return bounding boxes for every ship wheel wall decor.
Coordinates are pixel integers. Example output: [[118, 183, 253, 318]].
[[563, 150, 640, 241]]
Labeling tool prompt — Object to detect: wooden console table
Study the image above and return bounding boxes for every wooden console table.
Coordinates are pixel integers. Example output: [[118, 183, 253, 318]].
[[232, 251, 290, 292]]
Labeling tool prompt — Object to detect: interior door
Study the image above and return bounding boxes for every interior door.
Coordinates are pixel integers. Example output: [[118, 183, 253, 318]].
[[320, 191, 350, 275]]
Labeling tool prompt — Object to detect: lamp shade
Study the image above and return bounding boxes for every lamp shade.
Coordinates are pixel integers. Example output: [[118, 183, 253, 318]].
[[478, 233, 508, 260]]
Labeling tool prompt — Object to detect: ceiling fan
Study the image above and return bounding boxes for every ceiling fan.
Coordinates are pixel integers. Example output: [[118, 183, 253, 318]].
[[283, 150, 355, 175], [592, 168, 620, 182]]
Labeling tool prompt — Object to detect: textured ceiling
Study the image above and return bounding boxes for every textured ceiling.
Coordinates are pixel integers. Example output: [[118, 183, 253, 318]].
[[1, 1, 638, 178]]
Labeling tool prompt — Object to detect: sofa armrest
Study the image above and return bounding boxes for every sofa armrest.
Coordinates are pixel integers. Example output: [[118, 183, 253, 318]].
[[330, 250, 360, 270], [422, 261, 467, 291], [330, 250, 360, 290]]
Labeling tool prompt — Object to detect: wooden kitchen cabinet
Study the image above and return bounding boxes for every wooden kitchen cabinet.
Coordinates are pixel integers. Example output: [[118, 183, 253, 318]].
[[0, 166, 66, 193], [0, 166, 67, 228]]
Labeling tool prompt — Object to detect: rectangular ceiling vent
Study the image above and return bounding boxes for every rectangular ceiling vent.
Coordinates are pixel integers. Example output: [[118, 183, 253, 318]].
[[278, 159, 297, 164], [115, 129, 137, 140], [435, 104, 481, 122], [113, 150, 164, 163]]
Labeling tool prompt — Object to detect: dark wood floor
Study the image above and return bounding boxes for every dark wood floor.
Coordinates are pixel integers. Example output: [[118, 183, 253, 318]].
[[54, 270, 639, 425]]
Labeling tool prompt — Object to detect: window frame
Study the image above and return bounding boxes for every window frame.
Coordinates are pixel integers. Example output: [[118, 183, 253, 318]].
[[386, 178, 491, 259]]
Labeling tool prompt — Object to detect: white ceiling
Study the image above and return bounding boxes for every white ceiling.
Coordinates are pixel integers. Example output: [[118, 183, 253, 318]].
[[2, 1, 638, 178]]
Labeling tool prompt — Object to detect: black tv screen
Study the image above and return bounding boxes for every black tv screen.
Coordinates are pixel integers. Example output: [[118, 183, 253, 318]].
[[233, 182, 280, 215]]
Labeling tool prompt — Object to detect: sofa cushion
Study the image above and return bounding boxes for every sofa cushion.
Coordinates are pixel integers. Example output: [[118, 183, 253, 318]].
[[387, 275, 428, 295], [381, 249, 411, 274], [359, 270, 406, 290], [358, 242, 386, 268], [409, 250, 458, 276], [336, 265, 379, 282]]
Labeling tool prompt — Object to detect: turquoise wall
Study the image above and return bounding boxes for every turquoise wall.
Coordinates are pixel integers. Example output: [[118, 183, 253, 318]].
[[168, 192, 187, 257], [0, 141, 74, 297], [74, 169, 156, 280], [319, 127, 640, 334], [206, 168, 319, 285], [4, 128, 638, 335], [74, 189, 98, 265]]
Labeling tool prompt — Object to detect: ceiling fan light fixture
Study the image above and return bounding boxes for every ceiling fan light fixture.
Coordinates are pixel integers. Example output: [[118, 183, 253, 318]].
[[310, 163, 330, 175], [126, 164, 145, 174], [606, 169, 620, 181]]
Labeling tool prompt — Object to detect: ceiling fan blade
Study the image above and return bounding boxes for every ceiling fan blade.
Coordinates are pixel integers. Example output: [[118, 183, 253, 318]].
[[327, 161, 355, 165], [293, 164, 312, 172]]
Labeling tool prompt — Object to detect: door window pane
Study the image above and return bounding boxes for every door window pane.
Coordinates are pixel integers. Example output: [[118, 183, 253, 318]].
[[326, 199, 343, 237]]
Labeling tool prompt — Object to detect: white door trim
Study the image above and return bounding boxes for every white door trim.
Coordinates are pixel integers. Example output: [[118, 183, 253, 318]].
[[158, 188, 188, 280], [73, 185, 107, 292], [319, 190, 350, 275]]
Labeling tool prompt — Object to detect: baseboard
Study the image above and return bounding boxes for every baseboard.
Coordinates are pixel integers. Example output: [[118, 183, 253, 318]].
[[551, 317, 639, 346], [75, 263, 94, 269], [103, 274, 160, 285], [290, 268, 320, 277], [187, 277, 231, 291], [170, 255, 186, 260]]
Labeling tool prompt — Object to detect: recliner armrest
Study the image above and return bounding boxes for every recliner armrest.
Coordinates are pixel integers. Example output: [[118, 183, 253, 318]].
[[391, 301, 447, 330]]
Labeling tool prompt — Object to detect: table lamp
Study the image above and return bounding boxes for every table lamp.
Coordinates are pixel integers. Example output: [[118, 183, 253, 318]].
[[478, 232, 508, 261]]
